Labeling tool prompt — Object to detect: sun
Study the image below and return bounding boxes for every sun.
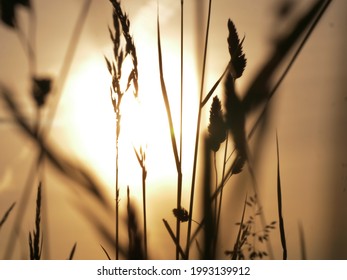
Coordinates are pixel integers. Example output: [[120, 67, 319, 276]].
[[59, 41, 199, 206]]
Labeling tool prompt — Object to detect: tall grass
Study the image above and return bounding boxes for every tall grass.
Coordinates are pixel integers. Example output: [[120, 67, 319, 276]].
[[0, 0, 333, 259], [105, 0, 139, 259]]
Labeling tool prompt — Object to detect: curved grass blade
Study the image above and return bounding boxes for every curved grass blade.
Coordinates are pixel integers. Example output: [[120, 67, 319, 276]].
[[276, 133, 287, 260], [156, 11, 180, 173], [100, 244, 112, 260], [231, 194, 247, 260], [201, 65, 229, 108], [0, 202, 16, 230], [162, 219, 186, 260], [186, 0, 213, 260], [67, 242, 77, 260]]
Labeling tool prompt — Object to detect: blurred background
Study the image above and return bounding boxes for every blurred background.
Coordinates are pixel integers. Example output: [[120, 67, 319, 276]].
[[0, 0, 346, 259]]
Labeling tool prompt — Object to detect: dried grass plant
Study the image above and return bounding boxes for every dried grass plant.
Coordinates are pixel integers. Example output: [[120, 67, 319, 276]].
[[0, 0, 333, 260]]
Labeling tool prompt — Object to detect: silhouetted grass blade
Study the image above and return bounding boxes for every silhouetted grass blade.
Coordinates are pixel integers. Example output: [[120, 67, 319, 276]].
[[156, 11, 180, 173], [276, 133, 287, 259], [231, 194, 247, 260], [67, 243, 77, 260], [162, 219, 186, 259], [203, 136, 215, 259], [29, 182, 42, 260], [201, 65, 229, 108], [100, 244, 112, 260], [0, 202, 16, 230], [126, 186, 145, 260], [242, 0, 329, 114]]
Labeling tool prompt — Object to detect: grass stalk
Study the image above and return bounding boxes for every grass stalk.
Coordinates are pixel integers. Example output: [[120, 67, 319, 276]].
[[200, 65, 229, 108], [162, 219, 186, 259], [156, 10, 180, 172], [175, 0, 184, 261], [67, 243, 77, 260], [107, 0, 140, 259], [156, 6, 182, 259], [126, 186, 144, 259], [0, 202, 16, 231], [133, 147, 147, 259], [186, 0, 213, 259], [100, 244, 112, 260], [115, 123, 120, 259], [231, 194, 247, 260], [213, 134, 229, 256], [29, 182, 42, 260], [203, 137, 214, 259], [276, 133, 287, 259], [247, 0, 332, 141], [141, 167, 147, 259]]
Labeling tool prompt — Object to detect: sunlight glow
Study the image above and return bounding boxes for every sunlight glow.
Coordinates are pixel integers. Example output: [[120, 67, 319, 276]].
[[61, 42, 199, 205]]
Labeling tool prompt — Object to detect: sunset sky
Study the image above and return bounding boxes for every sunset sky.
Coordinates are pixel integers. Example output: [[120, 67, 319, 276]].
[[0, 0, 346, 259]]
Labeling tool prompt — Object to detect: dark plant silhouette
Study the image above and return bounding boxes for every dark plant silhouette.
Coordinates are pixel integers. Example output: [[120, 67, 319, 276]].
[[105, 0, 139, 259], [0, 0, 334, 260], [29, 183, 43, 260]]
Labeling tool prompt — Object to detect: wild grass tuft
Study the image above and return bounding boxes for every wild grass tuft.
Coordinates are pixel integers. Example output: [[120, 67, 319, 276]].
[[226, 195, 276, 260]]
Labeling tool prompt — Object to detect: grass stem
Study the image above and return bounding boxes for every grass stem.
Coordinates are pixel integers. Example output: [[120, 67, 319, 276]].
[[276, 133, 287, 259], [175, 0, 184, 260], [186, 0, 213, 259]]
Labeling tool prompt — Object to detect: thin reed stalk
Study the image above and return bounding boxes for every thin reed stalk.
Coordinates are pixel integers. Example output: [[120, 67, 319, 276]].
[[0, 202, 16, 231], [231, 194, 247, 260], [107, 0, 139, 259], [67, 243, 77, 260], [100, 244, 112, 260], [213, 134, 229, 256], [186, 0, 213, 259], [126, 186, 145, 259], [29, 182, 42, 260], [156, 5, 183, 259], [162, 219, 186, 259], [133, 147, 147, 259], [141, 167, 147, 259], [176, 0, 184, 260], [115, 127, 120, 260], [276, 133, 287, 259], [203, 137, 214, 259]]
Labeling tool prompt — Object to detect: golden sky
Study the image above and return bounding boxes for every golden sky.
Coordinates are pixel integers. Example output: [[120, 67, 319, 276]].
[[0, 0, 346, 259]]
